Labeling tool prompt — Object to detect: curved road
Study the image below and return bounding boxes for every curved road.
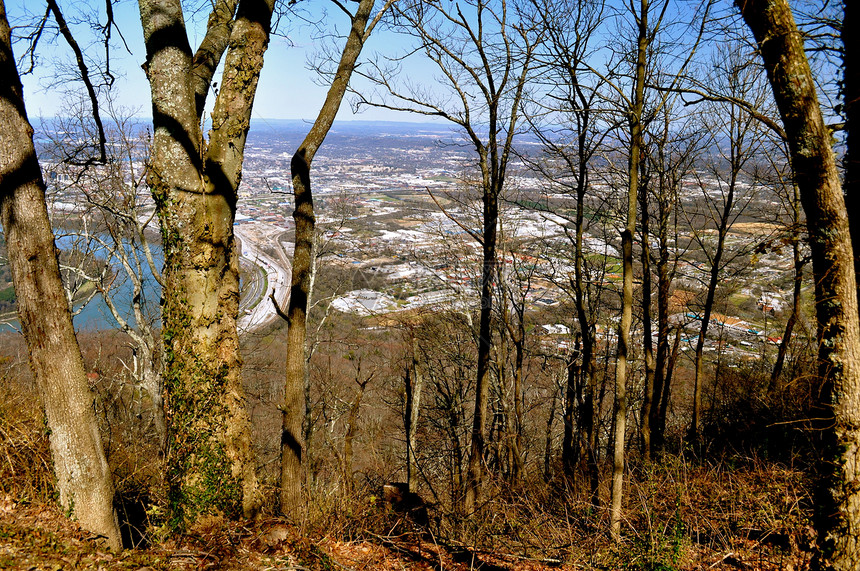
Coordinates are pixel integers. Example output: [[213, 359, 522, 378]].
[[239, 259, 266, 315], [236, 226, 292, 333]]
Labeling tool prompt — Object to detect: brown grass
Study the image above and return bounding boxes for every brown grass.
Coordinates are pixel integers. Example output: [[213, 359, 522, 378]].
[[0, 337, 815, 570], [0, 371, 54, 506]]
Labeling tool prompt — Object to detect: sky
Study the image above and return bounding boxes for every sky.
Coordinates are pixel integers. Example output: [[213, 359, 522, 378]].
[[10, 0, 417, 123], [10, 0, 734, 127], [12, 0, 835, 129]]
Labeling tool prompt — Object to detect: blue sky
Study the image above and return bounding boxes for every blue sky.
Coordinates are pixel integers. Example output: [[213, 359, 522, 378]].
[[13, 0, 832, 130], [11, 0, 414, 122]]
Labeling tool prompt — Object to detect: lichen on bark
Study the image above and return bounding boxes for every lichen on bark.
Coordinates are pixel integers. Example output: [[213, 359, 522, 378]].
[[138, 0, 273, 531]]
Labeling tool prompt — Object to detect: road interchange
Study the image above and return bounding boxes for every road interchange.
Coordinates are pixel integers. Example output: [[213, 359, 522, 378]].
[[236, 224, 292, 333]]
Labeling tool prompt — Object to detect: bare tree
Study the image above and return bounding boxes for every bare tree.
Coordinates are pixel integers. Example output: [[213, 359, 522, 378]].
[[494, 235, 544, 485], [523, 0, 608, 499], [640, 102, 701, 455], [607, 0, 649, 541], [404, 331, 424, 493], [766, 144, 806, 390], [412, 312, 475, 509], [280, 0, 394, 518], [356, 0, 538, 515], [599, 0, 711, 537], [0, 0, 121, 549], [686, 46, 768, 447], [736, 1, 860, 568], [46, 104, 166, 446]]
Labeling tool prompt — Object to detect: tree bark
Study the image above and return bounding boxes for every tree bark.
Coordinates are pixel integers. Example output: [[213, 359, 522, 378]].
[[639, 175, 656, 460], [405, 337, 424, 492], [0, 1, 121, 549], [138, 0, 273, 528], [737, 1, 860, 568], [844, 0, 859, 317], [611, 0, 648, 541], [281, 0, 380, 517]]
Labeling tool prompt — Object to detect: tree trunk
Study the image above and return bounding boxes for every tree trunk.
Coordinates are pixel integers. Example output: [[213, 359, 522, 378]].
[[281, 0, 379, 517], [651, 189, 673, 452], [282, 147, 312, 518], [497, 279, 526, 483], [689, 143, 739, 449], [465, 187, 498, 514], [491, 312, 509, 477], [405, 337, 424, 492], [639, 177, 656, 460], [544, 384, 558, 482], [659, 326, 683, 441], [139, 0, 273, 528], [611, 228, 633, 541], [360, 0, 531, 517], [770, 186, 803, 391], [611, 0, 648, 541], [737, 1, 860, 568], [0, 2, 121, 549], [98, 243, 166, 448], [572, 160, 599, 503], [342, 376, 370, 495], [649, 111, 679, 455], [844, 0, 859, 316], [510, 337, 525, 483], [562, 338, 581, 481]]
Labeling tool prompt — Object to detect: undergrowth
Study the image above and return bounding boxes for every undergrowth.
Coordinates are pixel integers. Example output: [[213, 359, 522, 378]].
[[0, 375, 54, 506], [0, 366, 814, 570]]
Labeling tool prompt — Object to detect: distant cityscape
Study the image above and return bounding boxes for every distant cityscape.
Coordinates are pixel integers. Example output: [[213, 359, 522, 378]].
[[17, 119, 801, 361]]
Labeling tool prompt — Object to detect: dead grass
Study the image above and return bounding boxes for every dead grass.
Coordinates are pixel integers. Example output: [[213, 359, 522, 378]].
[[0, 358, 814, 570], [0, 462, 813, 570], [0, 377, 54, 507]]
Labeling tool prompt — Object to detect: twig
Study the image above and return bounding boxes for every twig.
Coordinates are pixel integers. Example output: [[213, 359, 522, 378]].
[[426, 187, 483, 245], [270, 291, 290, 322]]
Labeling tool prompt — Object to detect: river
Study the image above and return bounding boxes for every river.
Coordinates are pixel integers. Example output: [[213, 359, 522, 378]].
[[0, 234, 163, 333]]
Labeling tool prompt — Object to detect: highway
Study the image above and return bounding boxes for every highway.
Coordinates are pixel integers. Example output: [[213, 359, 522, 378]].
[[236, 226, 292, 333], [239, 259, 266, 315]]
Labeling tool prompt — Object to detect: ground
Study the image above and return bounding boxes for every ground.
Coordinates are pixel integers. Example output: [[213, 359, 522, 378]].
[[0, 490, 813, 571]]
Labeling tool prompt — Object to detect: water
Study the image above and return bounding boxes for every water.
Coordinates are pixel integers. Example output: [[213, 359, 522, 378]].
[[0, 234, 163, 333]]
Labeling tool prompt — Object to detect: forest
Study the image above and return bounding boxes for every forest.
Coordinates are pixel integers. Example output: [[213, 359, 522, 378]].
[[0, 0, 857, 569]]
